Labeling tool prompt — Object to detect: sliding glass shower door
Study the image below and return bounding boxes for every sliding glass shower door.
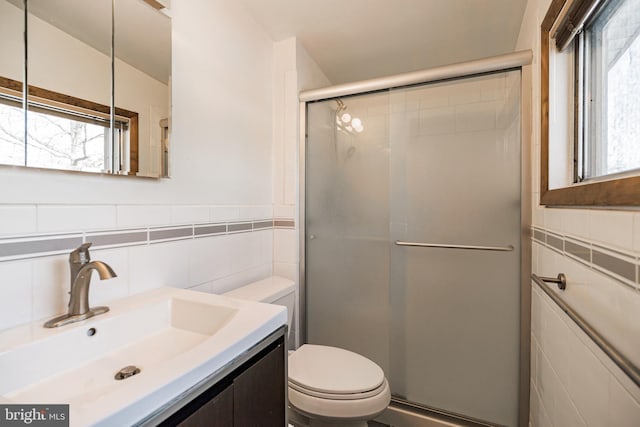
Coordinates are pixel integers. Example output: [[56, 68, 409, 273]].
[[305, 70, 522, 426]]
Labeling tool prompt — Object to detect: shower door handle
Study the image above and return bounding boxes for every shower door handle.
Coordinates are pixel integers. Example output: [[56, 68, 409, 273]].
[[395, 241, 514, 252]]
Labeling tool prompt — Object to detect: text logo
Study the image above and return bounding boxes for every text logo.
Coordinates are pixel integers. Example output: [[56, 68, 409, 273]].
[[1, 405, 69, 426]]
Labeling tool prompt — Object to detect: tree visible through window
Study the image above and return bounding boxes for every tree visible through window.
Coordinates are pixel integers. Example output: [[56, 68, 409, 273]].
[[583, 0, 640, 179], [0, 76, 136, 175]]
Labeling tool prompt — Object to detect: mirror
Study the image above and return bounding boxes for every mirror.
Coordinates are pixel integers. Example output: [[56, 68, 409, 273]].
[[0, 0, 25, 166], [0, 0, 171, 178]]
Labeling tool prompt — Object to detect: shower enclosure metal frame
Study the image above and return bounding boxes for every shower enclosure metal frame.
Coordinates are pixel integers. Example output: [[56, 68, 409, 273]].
[[298, 50, 533, 427]]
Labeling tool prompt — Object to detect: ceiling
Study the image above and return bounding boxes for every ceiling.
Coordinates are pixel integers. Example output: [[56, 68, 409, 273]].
[[240, 0, 529, 84]]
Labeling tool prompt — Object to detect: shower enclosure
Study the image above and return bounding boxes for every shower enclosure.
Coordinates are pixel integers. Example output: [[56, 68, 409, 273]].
[[301, 53, 531, 427]]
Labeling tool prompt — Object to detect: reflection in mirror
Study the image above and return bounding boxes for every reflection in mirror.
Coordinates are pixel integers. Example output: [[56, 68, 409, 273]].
[[0, 0, 25, 166], [0, 0, 171, 178], [27, 0, 113, 174], [116, 0, 171, 177]]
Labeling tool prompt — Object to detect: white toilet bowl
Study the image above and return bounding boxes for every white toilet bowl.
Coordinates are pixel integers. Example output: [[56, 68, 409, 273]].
[[287, 344, 390, 427], [223, 276, 391, 427]]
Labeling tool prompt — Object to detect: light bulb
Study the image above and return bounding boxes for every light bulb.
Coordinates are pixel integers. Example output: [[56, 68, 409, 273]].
[[354, 124, 364, 133], [341, 113, 352, 123], [351, 118, 362, 128]]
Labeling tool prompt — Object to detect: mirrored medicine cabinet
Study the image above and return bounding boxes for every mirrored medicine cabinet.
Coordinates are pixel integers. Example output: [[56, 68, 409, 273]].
[[0, 0, 171, 178]]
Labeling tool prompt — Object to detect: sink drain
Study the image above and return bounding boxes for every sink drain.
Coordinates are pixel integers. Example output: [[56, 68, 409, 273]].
[[114, 365, 141, 380]]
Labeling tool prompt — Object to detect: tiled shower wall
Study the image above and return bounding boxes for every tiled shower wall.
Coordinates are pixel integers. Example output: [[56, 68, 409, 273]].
[[518, 0, 640, 425]]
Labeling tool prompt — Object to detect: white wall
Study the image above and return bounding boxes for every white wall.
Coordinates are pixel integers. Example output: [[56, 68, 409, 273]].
[[0, 1, 25, 82], [517, 0, 640, 425], [0, 0, 275, 331], [272, 37, 331, 348]]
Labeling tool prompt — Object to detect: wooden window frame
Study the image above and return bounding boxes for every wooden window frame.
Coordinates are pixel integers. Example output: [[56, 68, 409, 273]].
[[0, 76, 139, 175], [541, 0, 640, 206]]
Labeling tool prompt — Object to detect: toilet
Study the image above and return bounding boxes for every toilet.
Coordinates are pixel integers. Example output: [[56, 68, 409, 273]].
[[223, 276, 391, 427]]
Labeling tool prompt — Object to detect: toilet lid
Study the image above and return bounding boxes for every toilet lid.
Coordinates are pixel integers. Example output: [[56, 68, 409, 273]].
[[288, 345, 385, 395]]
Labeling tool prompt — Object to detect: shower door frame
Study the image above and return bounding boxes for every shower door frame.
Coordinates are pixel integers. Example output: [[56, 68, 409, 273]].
[[298, 50, 533, 427]]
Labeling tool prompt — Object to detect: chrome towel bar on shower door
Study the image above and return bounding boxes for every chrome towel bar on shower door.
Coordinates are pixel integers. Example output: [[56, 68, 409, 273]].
[[394, 241, 514, 252]]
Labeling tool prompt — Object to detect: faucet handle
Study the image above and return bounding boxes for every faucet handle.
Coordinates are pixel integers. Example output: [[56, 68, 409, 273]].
[[70, 243, 92, 265]]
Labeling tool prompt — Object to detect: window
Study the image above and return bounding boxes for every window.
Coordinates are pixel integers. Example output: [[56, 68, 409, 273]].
[[0, 76, 139, 175], [541, 0, 640, 206], [580, 0, 640, 180]]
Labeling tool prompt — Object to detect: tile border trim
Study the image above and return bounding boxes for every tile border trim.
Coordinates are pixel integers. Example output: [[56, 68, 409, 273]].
[[532, 226, 639, 291], [0, 217, 296, 262]]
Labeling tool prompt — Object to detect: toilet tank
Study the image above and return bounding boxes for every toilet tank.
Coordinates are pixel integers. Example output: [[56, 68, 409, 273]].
[[223, 276, 296, 335]]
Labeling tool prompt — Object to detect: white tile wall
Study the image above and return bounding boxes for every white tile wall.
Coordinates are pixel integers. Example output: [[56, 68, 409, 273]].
[[207, 264, 273, 295], [129, 240, 193, 294], [38, 205, 117, 233], [274, 204, 295, 219], [531, 284, 640, 426], [519, 0, 640, 422], [189, 235, 235, 286], [535, 241, 640, 363], [0, 260, 32, 330], [238, 205, 273, 221], [90, 247, 130, 306], [273, 229, 298, 264], [209, 206, 240, 223], [171, 205, 210, 225], [117, 205, 172, 228], [560, 209, 590, 239], [273, 262, 297, 282], [0, 205, 37, 236], [31, 255, 68, 321], [0, 207, 276, 331], [589, 210, 635, 252]]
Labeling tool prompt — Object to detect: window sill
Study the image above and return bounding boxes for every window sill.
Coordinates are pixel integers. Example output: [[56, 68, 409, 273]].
[[540, 175, 640, 206]]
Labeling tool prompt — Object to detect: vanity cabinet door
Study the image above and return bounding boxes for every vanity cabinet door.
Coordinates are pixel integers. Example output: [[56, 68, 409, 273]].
[[233, 342, 285, 426], [155, 334, 285, 427], [177, 383, 233, 427]]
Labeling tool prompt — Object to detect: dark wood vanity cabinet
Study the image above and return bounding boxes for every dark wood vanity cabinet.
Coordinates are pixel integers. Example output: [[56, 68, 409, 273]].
[[158, 333, 286, 427], [233, 337, 286, 426]]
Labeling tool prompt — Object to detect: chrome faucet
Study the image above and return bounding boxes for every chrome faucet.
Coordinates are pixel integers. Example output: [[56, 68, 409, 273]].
[[44, 243, 117, 328]]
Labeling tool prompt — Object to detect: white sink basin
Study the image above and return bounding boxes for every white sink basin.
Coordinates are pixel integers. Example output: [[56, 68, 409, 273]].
[[0, 287, 286, 426]]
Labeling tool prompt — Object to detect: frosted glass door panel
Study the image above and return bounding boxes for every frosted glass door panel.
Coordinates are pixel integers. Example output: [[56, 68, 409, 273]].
[[389, 71, 521, 426], [305, 70, 522, 426], [305, 94, 391, 374]]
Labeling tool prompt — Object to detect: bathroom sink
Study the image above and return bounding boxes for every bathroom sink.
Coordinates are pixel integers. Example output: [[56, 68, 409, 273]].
[[0, 287, 286, 426]]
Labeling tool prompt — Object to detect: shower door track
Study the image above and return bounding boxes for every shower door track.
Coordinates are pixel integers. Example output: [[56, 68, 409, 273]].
[[381, 397, 504, 427], [299, 50, 533, 427]]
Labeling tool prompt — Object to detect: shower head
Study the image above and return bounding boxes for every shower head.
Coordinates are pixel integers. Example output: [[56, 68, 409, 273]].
[[333, 98, 363, 134]]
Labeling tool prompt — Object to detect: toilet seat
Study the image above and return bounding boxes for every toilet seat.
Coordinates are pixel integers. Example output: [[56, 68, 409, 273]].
[[287, 344, 391, 420], [288, 345, 385, 396], [289, 379, 387, 400]]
